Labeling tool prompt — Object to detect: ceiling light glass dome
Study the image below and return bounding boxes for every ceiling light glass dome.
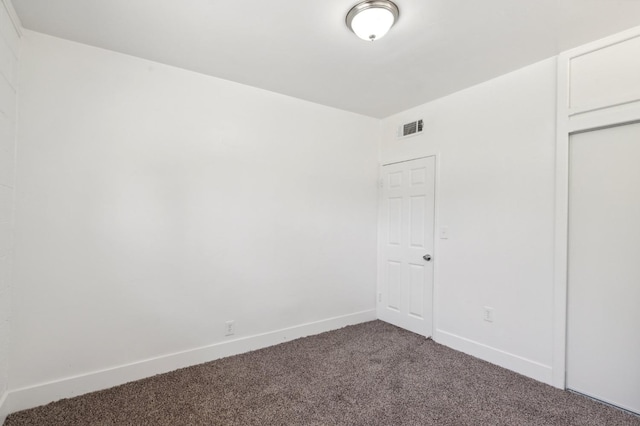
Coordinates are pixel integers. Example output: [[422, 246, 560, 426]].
[[346, 0, 399, 41]]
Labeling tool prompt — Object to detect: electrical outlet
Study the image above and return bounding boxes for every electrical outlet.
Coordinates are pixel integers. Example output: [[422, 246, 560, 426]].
[[483, 307, 494, 323], [225, 320, 235, 336], [378, 292, 382, 303]]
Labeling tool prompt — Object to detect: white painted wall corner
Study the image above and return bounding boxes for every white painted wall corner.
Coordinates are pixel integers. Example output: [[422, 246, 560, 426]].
[[0, 391, 9, 425], [1, 0, 22, 35]]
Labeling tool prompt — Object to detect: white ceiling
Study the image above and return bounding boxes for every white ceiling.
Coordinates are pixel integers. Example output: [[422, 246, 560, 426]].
[[11, 0, 640, 118]]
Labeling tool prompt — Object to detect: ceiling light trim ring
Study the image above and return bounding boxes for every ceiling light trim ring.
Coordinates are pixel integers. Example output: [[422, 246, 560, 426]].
[[346, 0, 399, 40]]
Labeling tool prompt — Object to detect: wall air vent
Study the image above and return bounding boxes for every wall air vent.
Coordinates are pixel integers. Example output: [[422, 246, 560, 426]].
[[398, 119, 424, 138]]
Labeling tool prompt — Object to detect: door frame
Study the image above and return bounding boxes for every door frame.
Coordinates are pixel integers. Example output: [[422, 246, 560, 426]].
[[553, 26, 640, 389], [377, 154, 440, 338]]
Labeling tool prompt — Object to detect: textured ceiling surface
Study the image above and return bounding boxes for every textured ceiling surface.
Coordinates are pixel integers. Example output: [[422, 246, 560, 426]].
[[11, 0, 640, 117]]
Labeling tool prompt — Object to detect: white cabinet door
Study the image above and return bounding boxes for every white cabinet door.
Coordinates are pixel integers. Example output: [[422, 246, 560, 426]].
[[378, 157, 435, 337], [567, 122, 640, 414]]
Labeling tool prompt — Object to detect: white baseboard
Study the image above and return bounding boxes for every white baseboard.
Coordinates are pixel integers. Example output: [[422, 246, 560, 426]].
[[434, 329, 553, 385], [5, 310, 376, 415]]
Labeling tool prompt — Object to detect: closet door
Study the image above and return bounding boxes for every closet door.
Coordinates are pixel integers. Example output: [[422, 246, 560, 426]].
[[567, 122, 640, 414]]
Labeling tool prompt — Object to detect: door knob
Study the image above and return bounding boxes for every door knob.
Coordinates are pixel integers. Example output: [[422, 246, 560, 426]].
[[423, 254, 432, 261]]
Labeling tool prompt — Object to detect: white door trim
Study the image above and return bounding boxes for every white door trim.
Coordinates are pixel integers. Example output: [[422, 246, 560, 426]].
[[553, 24, 640, 389]]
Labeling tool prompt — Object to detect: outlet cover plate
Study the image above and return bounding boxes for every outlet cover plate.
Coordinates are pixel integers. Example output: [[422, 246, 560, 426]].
[[483, 307, 494, 323], [225, 320, 235, 336]]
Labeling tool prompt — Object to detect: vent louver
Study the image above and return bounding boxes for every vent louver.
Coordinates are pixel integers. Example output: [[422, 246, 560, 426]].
[[398, 119, 424, 138]]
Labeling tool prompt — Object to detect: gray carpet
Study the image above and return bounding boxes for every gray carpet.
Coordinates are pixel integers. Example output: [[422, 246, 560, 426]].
[[5, 320, 639, 425]]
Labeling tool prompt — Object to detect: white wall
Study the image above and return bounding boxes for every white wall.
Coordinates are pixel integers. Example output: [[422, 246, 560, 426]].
[[9, 31, 379, 406], [380, 58, 557, 384], [0, 0, 20, 422]]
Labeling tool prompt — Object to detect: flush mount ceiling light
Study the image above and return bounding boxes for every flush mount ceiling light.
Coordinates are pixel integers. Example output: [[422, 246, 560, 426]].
[[346, 0, 399, 42]]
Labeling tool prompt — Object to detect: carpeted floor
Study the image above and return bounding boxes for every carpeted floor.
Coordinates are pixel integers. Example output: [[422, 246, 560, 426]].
[[5, 320, 639, 425]]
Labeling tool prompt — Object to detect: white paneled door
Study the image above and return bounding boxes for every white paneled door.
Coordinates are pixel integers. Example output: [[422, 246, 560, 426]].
[[567, 122, 640, 414], [378, 157, 435, 337]]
